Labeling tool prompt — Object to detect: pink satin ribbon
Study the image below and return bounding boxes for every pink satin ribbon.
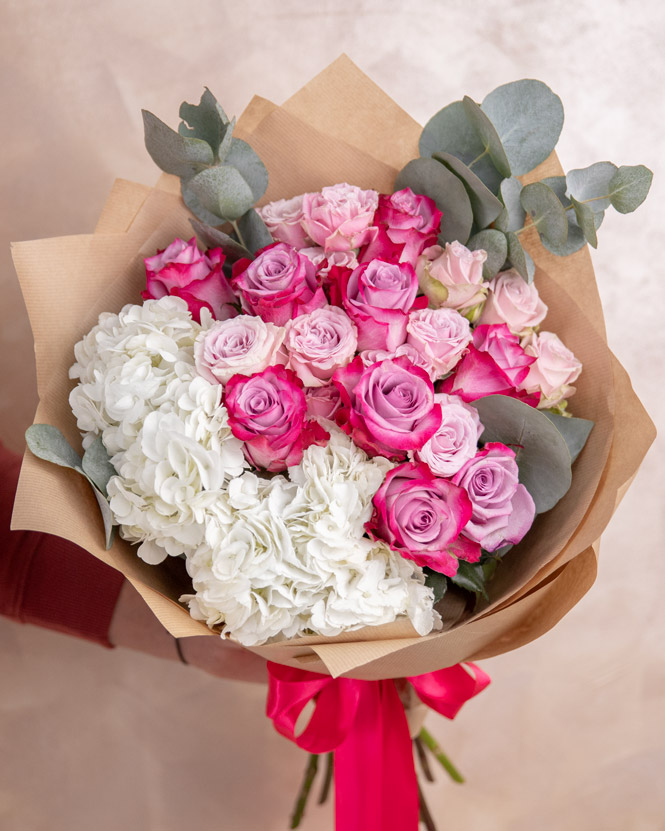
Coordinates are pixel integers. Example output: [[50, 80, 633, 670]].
[[266, 661, 490, 830]]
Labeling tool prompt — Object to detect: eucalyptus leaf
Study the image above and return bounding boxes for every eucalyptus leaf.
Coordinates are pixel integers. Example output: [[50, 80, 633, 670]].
[[186, 165, 256, 222], [566, 162, 618, 213], [236, 208, 273, 255], [499, 178, 526, 232], [543, 412, 594, 463], [142, 110, 214, 179], [520, 182, 568, 246], [181, 181, 230, 227], [609, 164, 654, 213], [505, 231, 535, 283], [424, 568, 448, 603], [25, 424, 83, 472], [432, 151, 503, 227], [571, 197, 598, 248], [450, 561, 488, 600], [462, 96, 511, 179], [189, 218, 252, 261], [81, 436, 117, 498], [225, 138, 269, 203], [91, 487, 117, 551], [482, 79, 564, 176], [541, 176, 603, 256], [474, 395, 573, 514], [395, 158, 473, 244], [467, 229, 507, 280], [178, 88, 230, 157], [419, 101, 504, 194], [216, 117, 236, 164]]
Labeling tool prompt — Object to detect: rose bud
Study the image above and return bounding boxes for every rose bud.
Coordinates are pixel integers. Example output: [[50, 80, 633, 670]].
[[478, 269, 547, 334], [519, 331, 582, 409], [416, 242, 488, 317]]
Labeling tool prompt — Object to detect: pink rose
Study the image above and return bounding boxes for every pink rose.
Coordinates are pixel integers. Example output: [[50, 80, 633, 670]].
[[359, 343, 437, 381], [225, 365, 328, 472], [519, 331, 582, 409], [478, 269, 548, 333], [194, 315, 287, 386], [300, 247, 359, 278], [473, 324, 536, 388], [258, 195, 312, 250], [304, 384, 342, 422], [301, 183, 379, 253], [284, 306, 358, 387], [452, 443, 536, 552], [406, 307, 472, 377], [439, 346, 541, 407], [231, 243, 327, 327], [415, 394, 483, 477], [342, 259, 426, 352], [333, 355, 442, 460], [366, 461, 480, 576], [360, 188, 442, 266], [142, 237, 236, 323], [416, 242, 488, 314]]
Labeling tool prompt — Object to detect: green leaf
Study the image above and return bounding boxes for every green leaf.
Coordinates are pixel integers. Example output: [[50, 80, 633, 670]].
[[570, 197, 598, 248], [505, 231, 535, 283], [225, 138, 269, 204], [566, 162, 618, 213], [467, 229, 507, 280], [25, 424, 83, 471], [450, 561, 488, 600], [236, 209, 273, 255], [189, 218, 252, 261], [432, 151, 503, 227], [81, 436, 116, 498], [424, 568, 448, 603], [178, 88, 230, 157], [499, 178, 526, 232], [419, 101, 504, 194], [395, 157, 473, 244], [91, 487, 117, 551], [186, 165, 256, 222], [540, 176, 603, 256], [520, 182, 568, 246], [142, 110, 214, 179], [609, 164, 654, 214], [542, 412, 594, 463], [482, 79, 564, 176], [181, 181, 229, 227], [473, 395, 573, 514], [462, 96, 511, 179]]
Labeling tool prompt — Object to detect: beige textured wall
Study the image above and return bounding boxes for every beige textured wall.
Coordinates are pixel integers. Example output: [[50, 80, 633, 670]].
[[1, 1, 664, 829]]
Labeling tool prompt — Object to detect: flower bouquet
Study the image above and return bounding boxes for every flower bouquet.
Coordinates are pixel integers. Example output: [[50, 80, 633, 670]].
[[11, 57, 654, 830]]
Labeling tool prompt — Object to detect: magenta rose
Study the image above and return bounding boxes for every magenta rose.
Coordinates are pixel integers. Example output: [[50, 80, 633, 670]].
[[142, 237, 236, 323], [452, 442, 536, 552], [257, 195, 312, 250], [301, 183, 379, 253], [231, 243, 327, 327], [473, 324, 536, 388], [333, 355, 442, 460], [366, 461, 479, 576], [415, 394, 483, 477], [342, 259, 427, 352], [406, 307, 472, 377], [284, 306, 358, 387], [478, 269, 548, 333], [304, 384, 342, 422], [225, 365, 329, 472], [439, 346, 541, 407]]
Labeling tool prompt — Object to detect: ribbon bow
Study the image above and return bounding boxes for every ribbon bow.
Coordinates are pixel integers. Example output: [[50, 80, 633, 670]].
[[266, 661, 490, 830]]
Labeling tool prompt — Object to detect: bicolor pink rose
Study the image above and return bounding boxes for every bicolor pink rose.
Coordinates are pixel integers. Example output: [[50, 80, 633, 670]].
[[225, 365, 328, 472], [478, 269, 548, 333], [300, 247, 359, 279], [231, 243, 327, 327], [439, 346, 541, 407], [333, 355, 442, 460], [194, 315, 287, 386], [359, 343, 437, 381], [366, 461, 480, 576], [415, 394, 483, 477], [452, 442, 536, 552], [258, 195, 312, 250], [301, 183, 379, 253], [304, 384, 342, 422], [342, 259, 426, 352], [284, 306, 358, 387], [416, 242, 488, 314], [473, 324, 536, 388], [406, 307, 472, 377], [142, 237, 236, 323], [519, 331, 582, 409]]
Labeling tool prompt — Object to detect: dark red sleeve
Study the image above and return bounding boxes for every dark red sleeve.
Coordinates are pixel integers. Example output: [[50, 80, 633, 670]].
[[0, 440, 125, 647]]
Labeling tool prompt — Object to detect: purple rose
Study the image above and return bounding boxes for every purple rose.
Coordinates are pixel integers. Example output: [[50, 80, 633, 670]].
[[333, 355, 442, 460], [231, 242, 327, 326], [284, 306, 358, 387], [366, 461, 479, 576], [452, 442, 536, 552], [415, 394, 483, 477]]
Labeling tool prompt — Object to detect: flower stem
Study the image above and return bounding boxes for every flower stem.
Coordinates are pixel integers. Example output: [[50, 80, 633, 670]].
[[290, 753, 319, 829], [231, 219, 247, 250], [414, 736, 435, 782], [419, 727, 465, 783], [418, 781, 439, 831], [318, 752, 334, 804], [468, 147, 489, 170]]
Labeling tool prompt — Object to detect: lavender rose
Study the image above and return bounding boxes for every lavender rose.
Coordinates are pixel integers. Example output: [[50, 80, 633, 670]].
[[415, 394, 483, 477], [479, 269, 548, 333], [284, 306, 358, 387], [194, 315, 287, 386], [302, 183, 379, 253], [406, 307, 472, 377], [452, 442, 536, 552]]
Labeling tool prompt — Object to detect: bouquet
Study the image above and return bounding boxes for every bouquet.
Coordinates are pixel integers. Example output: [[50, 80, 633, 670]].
[[12, 58, 654, 830]]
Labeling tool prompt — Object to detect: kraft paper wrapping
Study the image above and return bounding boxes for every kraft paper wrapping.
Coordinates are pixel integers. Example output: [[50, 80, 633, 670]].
[[11, 56, 656, 678]]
